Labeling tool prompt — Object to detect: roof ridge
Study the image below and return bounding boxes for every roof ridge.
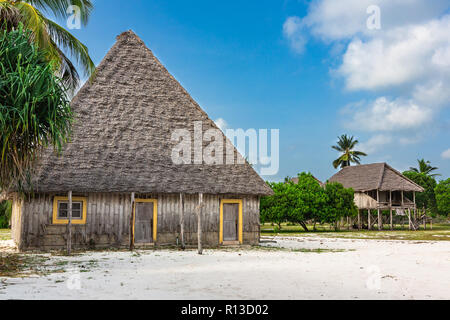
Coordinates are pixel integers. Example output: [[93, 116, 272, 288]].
[[377, 162, 386, 189]]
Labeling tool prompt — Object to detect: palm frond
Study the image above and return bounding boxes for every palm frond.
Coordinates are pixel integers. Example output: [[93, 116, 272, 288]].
[[25, 0, 93, 25]]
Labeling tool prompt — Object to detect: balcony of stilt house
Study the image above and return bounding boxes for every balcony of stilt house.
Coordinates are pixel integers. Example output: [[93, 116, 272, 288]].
[[329, 163, 427, 231]]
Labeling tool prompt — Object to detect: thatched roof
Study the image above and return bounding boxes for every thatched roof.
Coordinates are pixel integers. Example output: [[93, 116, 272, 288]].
[[31, 31, 272, 196], [328, 163, 424, 192]]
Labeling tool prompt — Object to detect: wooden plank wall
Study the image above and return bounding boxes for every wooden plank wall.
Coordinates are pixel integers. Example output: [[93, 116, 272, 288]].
[[18, 193, 260, 250]]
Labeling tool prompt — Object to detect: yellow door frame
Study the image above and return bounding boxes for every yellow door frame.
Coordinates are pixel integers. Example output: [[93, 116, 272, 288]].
[[219, 199, 243, 244], [134, 199, 158, 242]]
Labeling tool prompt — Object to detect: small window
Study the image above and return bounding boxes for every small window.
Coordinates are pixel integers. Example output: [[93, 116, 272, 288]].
[[57, 201, 82, 219], [53, 197, 87, 224]]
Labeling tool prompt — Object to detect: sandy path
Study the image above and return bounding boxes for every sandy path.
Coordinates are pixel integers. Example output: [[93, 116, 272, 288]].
[[0, 237, 449, 300]]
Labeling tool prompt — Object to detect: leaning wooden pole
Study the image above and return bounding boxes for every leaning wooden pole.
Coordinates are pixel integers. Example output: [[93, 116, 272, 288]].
[[129, 192, 135, 251], [197, 193, 203, 255], [179, 193, 185, 250], [67, 191, 72, 255], [389, 190, 393, 230]]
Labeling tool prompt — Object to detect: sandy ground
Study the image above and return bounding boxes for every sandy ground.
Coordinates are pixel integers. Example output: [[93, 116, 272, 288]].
[[0, 236, 449, 300]]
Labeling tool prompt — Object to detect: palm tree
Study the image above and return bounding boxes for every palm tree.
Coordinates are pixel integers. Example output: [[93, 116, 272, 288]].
[[0, 0, 95, 89], [409, 159, 440, 177], [332, 134, 367, 169]]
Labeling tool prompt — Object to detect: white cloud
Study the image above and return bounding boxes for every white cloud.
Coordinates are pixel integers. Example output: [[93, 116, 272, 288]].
[[346, 97, 432, 132], [359, 134, 392, 154], [214, 118, 228, 132], [442, 148, 450, 159], [283, 16, 307, 54], [304, 0, 449, 40], [338, 15, 450, 91]]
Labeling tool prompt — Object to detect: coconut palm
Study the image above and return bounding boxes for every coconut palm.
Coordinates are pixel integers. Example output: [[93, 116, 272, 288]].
[[0, 0, 95, 89], [332, 134, 367, 169], [409, 159, 440, 178]]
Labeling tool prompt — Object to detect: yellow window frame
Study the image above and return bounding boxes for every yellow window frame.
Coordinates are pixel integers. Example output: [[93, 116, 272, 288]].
[[52, 196, 87, 225], [219, 199, 243, 244], [134, 199, 158, 242]]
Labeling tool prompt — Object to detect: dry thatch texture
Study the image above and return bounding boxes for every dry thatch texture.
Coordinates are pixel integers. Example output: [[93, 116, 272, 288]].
[[31, 31, 272, 196], [328, 163, 424, 192]]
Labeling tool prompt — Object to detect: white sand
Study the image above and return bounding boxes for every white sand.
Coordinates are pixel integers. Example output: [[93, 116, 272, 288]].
[[0, 236, 449, 300]]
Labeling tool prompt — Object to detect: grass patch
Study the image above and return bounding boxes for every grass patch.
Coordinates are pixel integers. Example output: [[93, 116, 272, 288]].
[[0, 253, 49, 277], [0, 229, 11, 241], [251, 246, 351, 253], [261, 223, 450, 241]]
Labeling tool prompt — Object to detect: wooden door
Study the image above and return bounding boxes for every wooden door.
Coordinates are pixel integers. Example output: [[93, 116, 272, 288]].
[[135, 202, 153, 243], [223, 203, 239, 241]]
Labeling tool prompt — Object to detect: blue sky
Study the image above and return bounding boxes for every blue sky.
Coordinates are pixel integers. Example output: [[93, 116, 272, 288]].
[[62, 0, 450, 181]]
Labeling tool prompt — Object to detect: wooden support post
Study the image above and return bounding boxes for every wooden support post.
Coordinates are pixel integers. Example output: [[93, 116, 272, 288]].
[[197, 193, 203, 255], [179, 193, 185, 250], [390, 208, 393, 230], [129, 192, 135, 251], [378, 209, 382, 231], [67, 191, 72, 255], [389, 191, 393, 230], [357, 210, 361, 230], [407, 209, 412, 231], [368, 210, 371, 230]]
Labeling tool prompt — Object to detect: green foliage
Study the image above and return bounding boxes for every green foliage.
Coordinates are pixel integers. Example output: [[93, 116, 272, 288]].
[[435, 178, 450, 216], [0, 26, 72, 191], [320, 182, 357, 228], [0, 0, 95, 89], [0, 200, 12, 228], [331, 134, 367, 169], [403, 171, 438, 216], [409, 159, 440, 178], [261, 173, 356, 231]]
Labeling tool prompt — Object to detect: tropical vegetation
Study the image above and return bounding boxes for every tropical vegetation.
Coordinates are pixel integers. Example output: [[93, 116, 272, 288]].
[[408, 159, 441, 178], [261, 173, 357, 231], [332, 134, 367, 169], [0, 26, 73, 191], [0, 0, 95, 89]]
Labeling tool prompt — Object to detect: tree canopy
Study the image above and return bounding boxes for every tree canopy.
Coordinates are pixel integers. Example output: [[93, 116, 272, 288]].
[[261, 173, 356, 231], [435, 178, 450, 216], [0, 0, 95, 89], [408, 159, 440, 178], [0, 26, 72, 192], [332, 134, 367, 169]]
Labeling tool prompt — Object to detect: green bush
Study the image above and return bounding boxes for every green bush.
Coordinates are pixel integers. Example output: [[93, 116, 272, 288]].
[[261, 172, 356, 231], [435, 178, 450, 216], [0, 200, 12, 228]]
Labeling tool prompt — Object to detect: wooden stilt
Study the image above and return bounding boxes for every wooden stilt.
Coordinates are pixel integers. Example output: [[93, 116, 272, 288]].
[[378, 208, 382, 231], [197, 193, 203, 255], [67, 191, 72, 255], [179, 193, 185, 250], [358, 210, 361, 230], [390, 208, 393, 230], [407, 209, 412, 231], [129, 192, 135, 250], [368, 210, 372, 230]]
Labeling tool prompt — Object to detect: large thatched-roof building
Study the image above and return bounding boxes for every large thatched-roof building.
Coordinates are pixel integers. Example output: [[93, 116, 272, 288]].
[[9, 31, 272, 251], [329, 163, 424, 230]]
